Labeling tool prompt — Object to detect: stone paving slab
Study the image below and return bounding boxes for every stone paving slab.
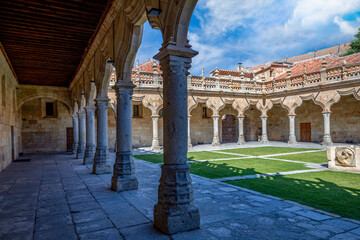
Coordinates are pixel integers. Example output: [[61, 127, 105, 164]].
[[0, 152, 359, 240]]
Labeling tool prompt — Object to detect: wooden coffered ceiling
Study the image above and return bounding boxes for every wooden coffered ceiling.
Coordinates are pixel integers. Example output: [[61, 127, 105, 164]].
[[0, 0, 112, 87]]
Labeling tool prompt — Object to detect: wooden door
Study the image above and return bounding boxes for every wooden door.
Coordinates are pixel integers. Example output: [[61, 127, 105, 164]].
[[300, 123, 311, 142], [66, 127, 74, 152], [222, 115, 237, 143]]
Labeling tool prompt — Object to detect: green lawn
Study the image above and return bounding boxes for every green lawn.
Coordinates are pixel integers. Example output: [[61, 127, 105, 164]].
[[188, 158, 309, 179], [269, 151, 327, 163], [133, 151, 235, 163], [226, 171, 360, 220], [216, 147, 317, 156]]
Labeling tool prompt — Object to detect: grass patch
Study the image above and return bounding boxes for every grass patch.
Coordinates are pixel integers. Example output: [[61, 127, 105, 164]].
[[188, 158, 309, 179], [226, 171, 360, 220], [269, 151, 327, 163], [133, 151, 235, 164], [217, 147, 317, 156]]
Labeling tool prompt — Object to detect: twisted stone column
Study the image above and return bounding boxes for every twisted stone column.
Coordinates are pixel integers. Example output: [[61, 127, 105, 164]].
[[260, 117, 269, 143], [151, 115, 160, 151], [322, 112, 333, 146], [288, 115, 297, 144], [111, 82, 138, 191], [237, 116, 245, 145], [83, 106, 96, 164], [153, 46, 200, 234], [93, 98, 111, 174], [188, 115, 192, 148], [72, 115, 79, 155], [212, 115, 220, 146]]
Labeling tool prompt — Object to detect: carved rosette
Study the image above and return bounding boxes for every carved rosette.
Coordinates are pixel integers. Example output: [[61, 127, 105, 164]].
[[335, 147, 355, 167]]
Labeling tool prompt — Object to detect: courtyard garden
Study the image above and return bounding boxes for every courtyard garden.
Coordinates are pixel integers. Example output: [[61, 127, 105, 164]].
[[134, 146, 360, 220]]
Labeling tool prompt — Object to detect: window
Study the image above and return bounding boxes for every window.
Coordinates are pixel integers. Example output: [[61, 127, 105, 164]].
[[42, 100, 57, 118], [46, 102, 54, 116], [202, 107, 208, 118], [133, 105, 140, 117]]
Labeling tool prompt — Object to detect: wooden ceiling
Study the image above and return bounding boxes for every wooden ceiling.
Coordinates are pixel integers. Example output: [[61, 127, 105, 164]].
[[0, 0, 112, 87]]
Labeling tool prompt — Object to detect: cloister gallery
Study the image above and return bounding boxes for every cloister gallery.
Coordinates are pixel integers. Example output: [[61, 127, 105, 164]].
[[1, 0, 360, 238]]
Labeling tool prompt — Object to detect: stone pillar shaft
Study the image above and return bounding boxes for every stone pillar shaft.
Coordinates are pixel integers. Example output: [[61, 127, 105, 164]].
[[322, 112, 333, 146], [153, 48, 200, 234], [93, 98, 111, 174], [111, 82, 138, 191], [260, 117, 269, 143], [84, 106, 96, 164], [76, 112, 86, 159], [212, 115, 220, 146], [288, 115, 297, 144], [72, 115, 79, 154], [237, 116, 245, 145], [151, 115, 160, 151], [188, 115, 192, 148]]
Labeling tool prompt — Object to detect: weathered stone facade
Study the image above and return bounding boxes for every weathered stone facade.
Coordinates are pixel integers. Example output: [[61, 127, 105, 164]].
[[0, 46, 21, 172]]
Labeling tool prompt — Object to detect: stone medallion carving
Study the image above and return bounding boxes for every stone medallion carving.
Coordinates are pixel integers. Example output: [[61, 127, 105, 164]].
[[335, 147, 356, 167]]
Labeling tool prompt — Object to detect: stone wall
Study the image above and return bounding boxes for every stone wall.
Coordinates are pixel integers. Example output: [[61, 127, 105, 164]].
[[190, 104, 213, 145], [132, 104, 153, 147], [330, 95, 360, 143], [267, 104, 289, 142], [244, 106, 262, 141], [21, 98, 72, 153], [0, 49, 21, 172], [108, 109, 116, 151], [295, 100, 324, 143]]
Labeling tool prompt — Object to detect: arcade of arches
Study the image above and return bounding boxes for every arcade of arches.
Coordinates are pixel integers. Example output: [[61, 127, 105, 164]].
[[1, 0, 360, 236]]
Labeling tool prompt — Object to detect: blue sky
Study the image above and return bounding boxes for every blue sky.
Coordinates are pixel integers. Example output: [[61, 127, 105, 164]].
[[136, 0, 360, 76]]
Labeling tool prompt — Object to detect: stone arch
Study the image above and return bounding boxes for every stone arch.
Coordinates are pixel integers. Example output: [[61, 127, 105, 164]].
[[17, 95, 72, 115]]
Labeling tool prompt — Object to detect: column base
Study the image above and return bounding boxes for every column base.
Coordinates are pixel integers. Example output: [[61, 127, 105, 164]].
[[83, 145, 96, 165], [154, 204, 200, 235], [288, 135, 297, 145], [154, 164, 200, 234], [260, 135, 269, 144], [151, 139, 161, 151], [237, 135, 245, 145], [72, 143, 78, 155], [322, 135, 333, 146], [188, 138, 192, 149], [111, 151, 138, 192], [93, 147, 111, 174], [212, 137, 220, 146], [76, 143, 85, 159]]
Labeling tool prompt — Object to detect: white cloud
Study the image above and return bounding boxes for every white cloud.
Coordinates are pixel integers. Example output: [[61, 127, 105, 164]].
[[188, 0, 360, 75], [334, 16, 359, 35]]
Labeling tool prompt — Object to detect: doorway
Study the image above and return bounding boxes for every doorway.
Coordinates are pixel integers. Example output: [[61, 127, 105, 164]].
[[300, 123, 311, 142], [66, 127, 74, 152], [222, 114, 237, 143]]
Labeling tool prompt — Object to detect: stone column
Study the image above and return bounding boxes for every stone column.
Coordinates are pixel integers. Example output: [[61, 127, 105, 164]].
[[260, 117, 269, 143], [188, 115, 192, 148], [322, 112, 333, 146], [76, 111, 86, 159], [93, 98, 111, 174], [151, 115, 160, 151], [111, 82, 138, 191], [237, 116, 245, 145], [83, 106, 96, 164], [288, 115, 297, 144], [153, 46, 200, 234], [212, 115, 220, 146], [72, 115, 79, 155]]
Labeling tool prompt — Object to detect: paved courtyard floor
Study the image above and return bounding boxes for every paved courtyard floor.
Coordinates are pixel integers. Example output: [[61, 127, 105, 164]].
[[1, 142, 360, 240]]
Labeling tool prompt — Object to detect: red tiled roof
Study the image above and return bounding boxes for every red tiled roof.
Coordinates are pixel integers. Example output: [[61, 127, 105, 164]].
[[277, 43, 350, 63], [132, 59, 161, 73], [209, 68, 254, 78], [276, 52, 360, 80]]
